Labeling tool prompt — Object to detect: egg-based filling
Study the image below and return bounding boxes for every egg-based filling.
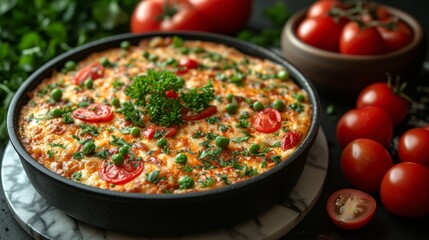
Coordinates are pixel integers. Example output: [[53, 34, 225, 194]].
[[18, 36, 312, 194]]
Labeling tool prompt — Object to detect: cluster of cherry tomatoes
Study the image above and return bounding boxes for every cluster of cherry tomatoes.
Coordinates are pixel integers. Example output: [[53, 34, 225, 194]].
[[327, 76, 429, 230], [296, 0, 413, 55], [130, 0, 252, 35]]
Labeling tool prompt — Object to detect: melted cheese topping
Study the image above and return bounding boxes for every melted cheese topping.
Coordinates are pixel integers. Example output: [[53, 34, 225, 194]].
[[18, 37, 312, 194]]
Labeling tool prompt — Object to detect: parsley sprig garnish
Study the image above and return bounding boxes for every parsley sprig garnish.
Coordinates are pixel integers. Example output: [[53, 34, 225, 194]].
[[125, 70, 215, 127]]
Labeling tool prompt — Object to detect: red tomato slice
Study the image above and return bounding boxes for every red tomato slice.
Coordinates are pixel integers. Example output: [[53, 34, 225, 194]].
[[181, 106, 217, 121], [165, 90, 178, 99], [281, 131, 301, 151], [327, 189, 376, 230], [253, 108, 282, 133], [176, 58, 199, 75], [74, 62, 105, 85], [99, 159, 144, 185], [73, 103, 114, 123], [142, 126, 178, 140]]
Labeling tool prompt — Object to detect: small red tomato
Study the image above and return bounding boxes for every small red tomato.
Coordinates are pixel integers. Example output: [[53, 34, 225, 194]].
[[356, 82, 409, 125], [339, 21, 385, 55], [380, 162, 429, 217], [397, 128, 429, 168], [327, 189, 376, 230], [378, 20, 413, 53], [281, 131, 301, 151], [341, 139, 393, 193], [72, 103, 114, 123], [130, 0, 208, 33], [189, 0, 252, 34], [296, 16, 343, 52], [74, 63, 105, 85], [306, 0, 345, 19], [253, 108, 282, 133], [336, 106, 393, 148]]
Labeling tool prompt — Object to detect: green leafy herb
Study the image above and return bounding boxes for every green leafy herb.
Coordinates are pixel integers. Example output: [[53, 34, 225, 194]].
[[117, 102, 144, 127], [146, 170, 162, 184], [181, 81, 215, 113], [71, 171, 83, 181], [0, 0, 138, 145], [199, 177, 214, 188], [80, 124, 100, 136]]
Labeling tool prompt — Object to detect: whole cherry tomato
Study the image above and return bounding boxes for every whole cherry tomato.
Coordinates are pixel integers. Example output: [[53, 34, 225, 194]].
[[74, 63, 105, 85], [130, 0, 208, 33], [336, 106, 393, 148], [327, 189, 376, 230], [73, 103, 114, 123], [307, 0, 346, 21], [356, 82, 409, 125], [380, 162, 429, 217], [253, 108, 282, 133], [99, 158, 144, 185], [296, 16, 343, 52], [341, 139, 393, 193], [397, 128, 429, 168], [189, 0, 252, 34], [378, 20, 413, 53], [339, 21, 385, 55]]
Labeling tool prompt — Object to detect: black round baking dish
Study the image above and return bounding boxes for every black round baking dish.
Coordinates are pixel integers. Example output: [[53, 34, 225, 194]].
[[7, 32, 320, 235]]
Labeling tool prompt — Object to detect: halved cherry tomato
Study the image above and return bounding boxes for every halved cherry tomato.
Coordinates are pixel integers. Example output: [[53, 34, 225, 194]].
[[181, 106, 217, 121], [341, 139, 393, 193], [73, 103, 114, 123], [142, 126, 178, 140], [281, 131, 302, 151], [74, 63, 105, 85], [327, 189, 376, 230], [356, 82, 409, 125], [380, 162, 429, 217], [253, 108, 282, 133], [99, 158, 144, 185], [397, 128, 429, 168]]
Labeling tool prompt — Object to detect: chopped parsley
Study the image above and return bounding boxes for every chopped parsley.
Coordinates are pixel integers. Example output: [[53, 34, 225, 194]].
[[71, 171, 82, 181], [199, 177, 214, 188], [146, 170, 162, 184], [80, 124, 100, 136], [117, 102, 145, 127]]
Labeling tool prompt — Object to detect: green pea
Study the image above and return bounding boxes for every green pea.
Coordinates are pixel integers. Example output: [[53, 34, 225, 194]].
[[253, 101, 264, 111], [120, 41, 131, 50], [64, 60, 77, 72], [226, 93, 234, 103], [148, 54, 158, 62], [175, 153, 188, 164], [111, 98, 120, 108], [277, 70, 289, 80], [100, 57, 111, 67], [112, 154, 124, 166], [249, 143, 260, 154], [51, 89, 63, 102], [119, 146, 129, 156], [84, 79, 93, 89], [178, 175, 194, 189], [130, 127, 140, 137], [157, 138, 167, 148], [215, 136, 230, 148], [83, 142, 95, 156], [51, 108, 62, 118], [273, 100, 286, 111], [226, 103, 238, 114]]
